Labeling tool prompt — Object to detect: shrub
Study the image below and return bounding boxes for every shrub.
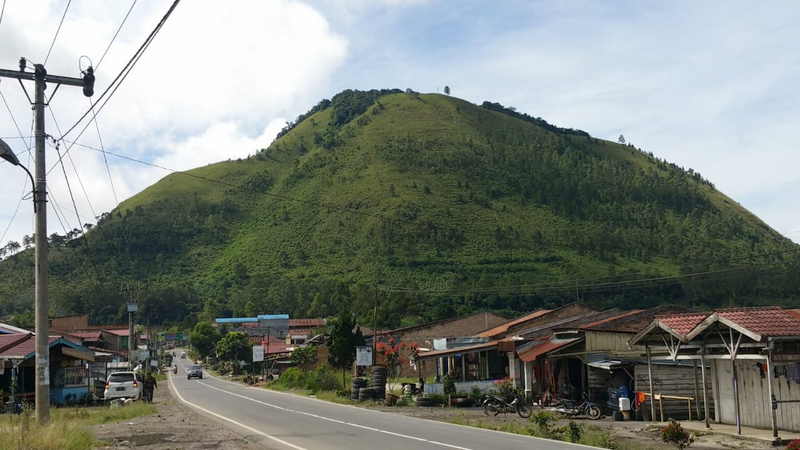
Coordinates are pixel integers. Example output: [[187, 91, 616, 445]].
[[661, 420, 694, 449], [275, 366, 339, 393], [443, 375, 456, 396]]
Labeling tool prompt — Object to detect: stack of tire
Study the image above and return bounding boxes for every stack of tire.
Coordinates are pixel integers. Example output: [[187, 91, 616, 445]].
[[358, 387, 373, 402], [351, 378, 367, 401], [370, 366, 387, 400]]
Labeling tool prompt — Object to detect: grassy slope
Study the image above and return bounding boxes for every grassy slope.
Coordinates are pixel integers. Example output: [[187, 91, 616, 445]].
[[1, 91, 796, 324]]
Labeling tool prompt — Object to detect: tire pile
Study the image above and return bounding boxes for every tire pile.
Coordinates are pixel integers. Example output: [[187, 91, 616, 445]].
[[351, 378, 367, 401], [370, 366, 387, 400]]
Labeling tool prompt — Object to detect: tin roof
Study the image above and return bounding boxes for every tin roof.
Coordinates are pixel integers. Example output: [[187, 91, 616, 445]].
[[104, 328, 130, 337], [289, 318, 326, 328], [518, 338, 580, 362], [477, 310, 552, 338], [0, 335, 59, 359]]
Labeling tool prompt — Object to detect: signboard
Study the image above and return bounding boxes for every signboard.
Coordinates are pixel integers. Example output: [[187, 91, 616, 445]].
[[356, 346, 373, 366], [252, 345, 264, 362], [433, 338, 448, 351], [127, 303, 138, 312], [150, 359, 159, 368]]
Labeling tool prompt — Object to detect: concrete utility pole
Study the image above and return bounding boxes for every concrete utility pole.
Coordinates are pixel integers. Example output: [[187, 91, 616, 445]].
[[0, 59, 94, 424], [128, 303, 137, 365]]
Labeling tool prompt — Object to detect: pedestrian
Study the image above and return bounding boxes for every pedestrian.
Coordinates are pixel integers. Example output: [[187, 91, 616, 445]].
[[142, 372, 154, 402]]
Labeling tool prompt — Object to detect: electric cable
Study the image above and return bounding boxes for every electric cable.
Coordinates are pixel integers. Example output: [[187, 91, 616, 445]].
[[43, 0, 72, 66], [0, 0, 6, 28], [86, 98, 118, 204], [96, 0, 138, 71], [56, 0, 180, 144], [49, 139, 84, 236], [48, 105, 96, 218]]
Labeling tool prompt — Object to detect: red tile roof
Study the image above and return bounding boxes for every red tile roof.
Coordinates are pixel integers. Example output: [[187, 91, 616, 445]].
[[657, 312, 710, 336], [478, 310, 552, 338], [787, 309, 800, 321], [518, 338, 579, 362], [715, 307, 800, 337]]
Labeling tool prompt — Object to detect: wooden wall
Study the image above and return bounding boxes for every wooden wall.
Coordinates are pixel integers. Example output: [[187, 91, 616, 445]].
[[634, 363, 714, 421], [713, 360, 800, 432]]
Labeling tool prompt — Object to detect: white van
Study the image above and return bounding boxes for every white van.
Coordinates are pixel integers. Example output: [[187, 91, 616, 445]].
[[104, 371, 142, 400]]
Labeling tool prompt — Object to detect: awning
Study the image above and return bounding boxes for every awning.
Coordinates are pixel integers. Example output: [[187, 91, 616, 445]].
[[518, 338, 579, 362], [587, 360, 626, 371], [417, 340, 499, 359]]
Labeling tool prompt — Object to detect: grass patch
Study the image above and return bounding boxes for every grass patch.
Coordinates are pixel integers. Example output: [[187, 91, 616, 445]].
[[0, 402, 157, 450], [448, 411, 624, 449]]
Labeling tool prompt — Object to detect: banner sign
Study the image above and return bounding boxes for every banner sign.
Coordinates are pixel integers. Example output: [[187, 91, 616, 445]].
[[356, 346, 372, 366], [252, 345, 264, 362]]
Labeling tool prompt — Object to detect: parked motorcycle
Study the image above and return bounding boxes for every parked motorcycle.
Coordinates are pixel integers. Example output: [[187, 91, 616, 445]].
[[553, 395, 602, 420], [482, 393, 532, 418]]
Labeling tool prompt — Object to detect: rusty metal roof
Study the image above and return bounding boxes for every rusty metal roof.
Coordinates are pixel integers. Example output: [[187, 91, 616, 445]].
[[477, 310, 552, 338]]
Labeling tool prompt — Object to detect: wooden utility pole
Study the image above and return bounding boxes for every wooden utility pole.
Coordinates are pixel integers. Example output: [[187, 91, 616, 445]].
[[0, 59, 94, 424]]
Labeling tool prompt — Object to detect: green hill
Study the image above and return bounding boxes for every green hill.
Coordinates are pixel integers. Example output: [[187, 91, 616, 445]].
[[1, 89, 798, 328]]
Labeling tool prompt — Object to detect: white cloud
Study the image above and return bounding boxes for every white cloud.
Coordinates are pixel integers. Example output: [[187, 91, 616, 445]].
[[0, 0, 347, 243]]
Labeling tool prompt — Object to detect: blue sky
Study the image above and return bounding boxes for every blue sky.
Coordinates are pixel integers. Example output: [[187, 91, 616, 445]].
[[0, 0, 798, 245]]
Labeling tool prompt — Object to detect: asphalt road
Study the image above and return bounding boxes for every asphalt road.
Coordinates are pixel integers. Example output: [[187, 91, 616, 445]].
[[169, 356, 593, 450]]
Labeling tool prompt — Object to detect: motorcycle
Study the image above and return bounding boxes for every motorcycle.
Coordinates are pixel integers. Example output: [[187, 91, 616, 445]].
[[482, 393, 532, 418], [553, 395, 602, 420]]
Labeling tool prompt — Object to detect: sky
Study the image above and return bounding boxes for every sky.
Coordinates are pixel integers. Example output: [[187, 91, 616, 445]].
[[0, 0, 798, 247]]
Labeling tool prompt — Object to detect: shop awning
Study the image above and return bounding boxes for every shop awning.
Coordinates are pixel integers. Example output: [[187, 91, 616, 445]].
[[417, 340, 499, 359], [586, 360, 626, 371]]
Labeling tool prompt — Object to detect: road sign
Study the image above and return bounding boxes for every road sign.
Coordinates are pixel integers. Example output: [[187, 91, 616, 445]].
[[127, 303, 138, 312], [356, 346, 372, 366], [252, 345, 264, 362]]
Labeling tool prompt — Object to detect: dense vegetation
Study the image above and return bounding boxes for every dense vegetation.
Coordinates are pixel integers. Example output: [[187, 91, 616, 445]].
[[0, 90, 798, 329]]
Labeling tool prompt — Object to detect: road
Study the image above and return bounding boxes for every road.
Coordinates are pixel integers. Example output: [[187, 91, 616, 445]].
[[169, 356, 592, 450]]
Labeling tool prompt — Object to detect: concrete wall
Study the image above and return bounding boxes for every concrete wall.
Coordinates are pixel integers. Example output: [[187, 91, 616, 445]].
[[713, 360, 800, 432]]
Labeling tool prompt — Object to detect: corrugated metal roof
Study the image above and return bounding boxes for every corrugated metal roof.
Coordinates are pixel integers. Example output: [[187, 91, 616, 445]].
[[0, 335, 58, 359], [104, 328, 130, 337], [580, 310, 645, 330], [0, 322, 31, 334], [477, 310, 552, 338], [289, 318, 326, 328], [518, 338, 579, 362], [417, 340, 500, 358], [257, 314, 289, 320]]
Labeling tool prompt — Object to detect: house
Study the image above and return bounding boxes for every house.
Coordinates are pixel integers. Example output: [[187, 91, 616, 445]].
[[372, 312, 507, 378], [0, 333, 95, 405], [100, 328, 132, 355], [517, 306, 706, 419], [415, 304, 600, 394], [630, 306, 800, 439]]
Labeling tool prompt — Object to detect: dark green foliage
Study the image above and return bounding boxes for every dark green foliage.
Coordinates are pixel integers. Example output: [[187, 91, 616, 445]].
[[330, 89, 402, 126], [275, 366, 340, 392], [327, 311, 361, 371], [190, 322, 221, 359], [215, 331, 250, 363]]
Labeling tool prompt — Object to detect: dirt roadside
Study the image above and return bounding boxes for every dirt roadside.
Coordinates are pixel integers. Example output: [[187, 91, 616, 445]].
[[92, 377, 265, 449]]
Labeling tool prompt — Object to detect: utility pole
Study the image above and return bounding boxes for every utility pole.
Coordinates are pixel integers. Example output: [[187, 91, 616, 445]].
[[0, 59, 94, 424], [128, 303, 137, 366]]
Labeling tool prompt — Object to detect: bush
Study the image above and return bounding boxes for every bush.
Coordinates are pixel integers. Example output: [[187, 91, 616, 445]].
[[443, 375, 456, 396], [661, 420, 694, 449]]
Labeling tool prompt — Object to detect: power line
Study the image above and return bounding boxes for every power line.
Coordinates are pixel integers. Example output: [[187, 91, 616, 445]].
[[49, 140, 83, 236], [43, 0, 72, 65], [0, 0, 6, 28], [96, 0, 138, 70], [87, 98, 118, 204], [56, 0, 180, 144], [47, 106, 96, 218]]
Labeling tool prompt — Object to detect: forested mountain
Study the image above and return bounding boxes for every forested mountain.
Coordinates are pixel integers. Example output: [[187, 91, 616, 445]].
[[1, 90, 798, 329]]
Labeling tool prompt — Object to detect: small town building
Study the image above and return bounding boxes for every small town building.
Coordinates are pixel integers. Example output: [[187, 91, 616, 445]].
[[630, 306, 800, 440]]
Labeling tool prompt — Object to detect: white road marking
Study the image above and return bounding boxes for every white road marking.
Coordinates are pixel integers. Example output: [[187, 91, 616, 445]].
[[168, 372, 308, 450], [198, 380, 473, 450]]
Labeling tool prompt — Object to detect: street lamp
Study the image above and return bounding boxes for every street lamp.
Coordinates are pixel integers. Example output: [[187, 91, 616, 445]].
[[0, 139, 36, 210]]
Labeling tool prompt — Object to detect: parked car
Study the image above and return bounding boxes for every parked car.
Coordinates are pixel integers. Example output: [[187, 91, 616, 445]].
[[180, 352, 187, 359], [187, 364, 203, 380], [104, 371, 142, 400]]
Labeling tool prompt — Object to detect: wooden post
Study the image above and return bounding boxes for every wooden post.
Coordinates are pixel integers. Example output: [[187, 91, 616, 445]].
[[729, 329, 742, 435], [692, 360, 701, 420], [659, 395, 664, 422], [700, 343, 710, 429], [766, 348, 779, 442], [647, 345, 656, 422]]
